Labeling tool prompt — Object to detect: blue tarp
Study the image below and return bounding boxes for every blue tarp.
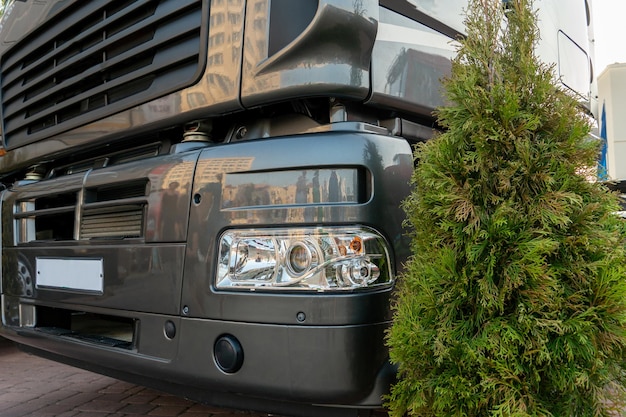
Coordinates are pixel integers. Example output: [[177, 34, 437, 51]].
[[599, 101, 609, 180]]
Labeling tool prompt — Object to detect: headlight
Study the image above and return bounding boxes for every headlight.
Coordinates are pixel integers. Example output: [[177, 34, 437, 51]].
[[216, 227, 393, 291]]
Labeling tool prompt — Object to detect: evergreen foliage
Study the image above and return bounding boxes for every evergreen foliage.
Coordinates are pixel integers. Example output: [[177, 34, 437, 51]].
[[386, 0, 626, 415]]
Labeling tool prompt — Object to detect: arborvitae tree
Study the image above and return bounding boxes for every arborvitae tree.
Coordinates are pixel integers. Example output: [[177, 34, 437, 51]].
[[386, 0, 626, 416]]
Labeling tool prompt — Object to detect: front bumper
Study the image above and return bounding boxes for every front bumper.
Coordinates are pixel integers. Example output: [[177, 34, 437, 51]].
[[1, 294, 394, 413]]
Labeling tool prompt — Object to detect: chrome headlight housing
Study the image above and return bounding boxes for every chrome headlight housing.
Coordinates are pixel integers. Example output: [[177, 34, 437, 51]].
[[216, 227, 393, 291]]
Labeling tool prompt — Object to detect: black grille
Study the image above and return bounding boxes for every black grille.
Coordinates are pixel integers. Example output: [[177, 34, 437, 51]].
[[1, 0, 206, 149]]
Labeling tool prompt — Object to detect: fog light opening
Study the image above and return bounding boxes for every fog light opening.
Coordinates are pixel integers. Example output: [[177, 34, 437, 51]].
[[214, 334, 244, 374]]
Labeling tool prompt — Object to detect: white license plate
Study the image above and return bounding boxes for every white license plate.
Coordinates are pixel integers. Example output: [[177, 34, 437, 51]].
[[36, 258, 104, 293]]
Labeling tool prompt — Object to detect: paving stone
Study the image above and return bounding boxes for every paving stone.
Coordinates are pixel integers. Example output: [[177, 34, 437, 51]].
[[2, 398, 53, 417], [124, 392, 161, 405], [56, 392, 106, 408], [146, 405, 188, 416], [25, 403, 81, 416], [76, 399, 127, 413], [150, 395, 196, 407], [116, 403, 158, 415]]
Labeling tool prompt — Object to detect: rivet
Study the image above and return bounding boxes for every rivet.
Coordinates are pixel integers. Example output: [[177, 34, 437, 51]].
[[296, 312, 306, 322]]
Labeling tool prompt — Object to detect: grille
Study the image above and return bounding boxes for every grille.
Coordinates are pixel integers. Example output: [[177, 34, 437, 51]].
[[1, 0, 206, 149], [80, 181, 148, 239], [80, 205, 145, 239], [14, 181, 148, 242]]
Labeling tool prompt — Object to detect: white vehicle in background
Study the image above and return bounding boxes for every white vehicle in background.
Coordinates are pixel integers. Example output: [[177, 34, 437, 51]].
[[597, 63, 626, 217]]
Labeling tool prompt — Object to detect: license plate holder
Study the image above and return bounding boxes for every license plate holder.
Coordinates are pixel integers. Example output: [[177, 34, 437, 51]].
[[36, 258, 104, 293]]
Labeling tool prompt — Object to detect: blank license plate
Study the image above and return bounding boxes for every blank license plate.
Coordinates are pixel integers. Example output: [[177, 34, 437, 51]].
[[36, 258, 104, 293]]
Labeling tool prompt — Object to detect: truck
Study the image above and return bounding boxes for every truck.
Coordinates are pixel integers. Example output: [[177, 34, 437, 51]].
[[0, 1, 596, 416]]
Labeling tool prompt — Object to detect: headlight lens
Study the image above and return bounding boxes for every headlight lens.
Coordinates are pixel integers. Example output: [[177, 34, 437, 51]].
[[216, 227, 393, 291]]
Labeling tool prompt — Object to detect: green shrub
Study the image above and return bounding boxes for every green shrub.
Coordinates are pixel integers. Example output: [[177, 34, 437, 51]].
[[386, 0, 626, 416]]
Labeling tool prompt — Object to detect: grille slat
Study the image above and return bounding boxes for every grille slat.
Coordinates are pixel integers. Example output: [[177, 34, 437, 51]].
[[81, 207, 144, 239], [1, 0, 205, 149]]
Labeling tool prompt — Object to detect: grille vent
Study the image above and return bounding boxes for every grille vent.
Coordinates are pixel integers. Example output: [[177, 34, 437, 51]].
[[1, 0, 205, 149], [80, 205, 145, 239], [81, 181, 148, 239]]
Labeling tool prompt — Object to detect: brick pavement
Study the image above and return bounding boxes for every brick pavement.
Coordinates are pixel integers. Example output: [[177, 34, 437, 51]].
[[0, 337, 279, 417]]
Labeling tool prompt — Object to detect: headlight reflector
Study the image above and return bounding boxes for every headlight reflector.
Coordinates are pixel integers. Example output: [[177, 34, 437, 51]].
[[216, 227, 392, 291], [286, 241, 315, 277]]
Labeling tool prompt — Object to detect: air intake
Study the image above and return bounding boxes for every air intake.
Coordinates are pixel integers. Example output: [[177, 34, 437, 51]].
[[0, 0, 205, 149], [14, 180, 148, 242]]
